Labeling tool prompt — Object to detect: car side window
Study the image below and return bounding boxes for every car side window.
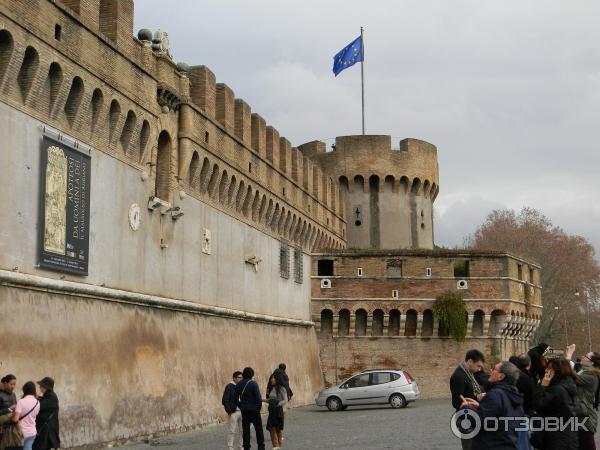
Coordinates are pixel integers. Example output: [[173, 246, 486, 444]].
[[391, 372, 401, 381], [371, 372, 393, 385], [347, 374, 370, 388]]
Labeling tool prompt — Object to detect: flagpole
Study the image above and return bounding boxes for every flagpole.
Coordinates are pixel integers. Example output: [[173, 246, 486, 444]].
[[360, 26, 365, 135]]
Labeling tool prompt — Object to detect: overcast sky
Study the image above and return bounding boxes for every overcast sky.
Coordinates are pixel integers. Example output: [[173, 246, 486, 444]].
[[135, 1, 600, 256]]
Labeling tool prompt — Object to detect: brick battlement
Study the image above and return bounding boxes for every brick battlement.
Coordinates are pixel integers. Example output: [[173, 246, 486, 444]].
[[0, 0, 345, 251]]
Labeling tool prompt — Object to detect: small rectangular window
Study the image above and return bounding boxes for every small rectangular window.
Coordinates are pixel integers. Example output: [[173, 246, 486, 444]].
[[317, 259, 334, 276], [529, 268, 534, 283], [426, 267, 432, 277], [453, 260, 470, 278], [293, 248, 303, 283], [279, 241, 290, 279], [357, 267, 363, 277], [392, 289, 399, 299], [517, 263, 523, 281], [55, 24, 62, 41]]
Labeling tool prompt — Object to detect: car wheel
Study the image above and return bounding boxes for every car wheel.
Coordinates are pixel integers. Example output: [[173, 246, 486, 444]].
[[326, 396, 343, 411], [389, 393, 407, 409]]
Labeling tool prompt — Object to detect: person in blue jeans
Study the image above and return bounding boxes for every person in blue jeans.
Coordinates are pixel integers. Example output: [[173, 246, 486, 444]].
[[235, 367, 265, 450]]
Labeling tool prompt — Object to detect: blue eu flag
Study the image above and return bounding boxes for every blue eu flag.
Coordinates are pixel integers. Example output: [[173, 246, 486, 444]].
[[332, 36, 364, 76]]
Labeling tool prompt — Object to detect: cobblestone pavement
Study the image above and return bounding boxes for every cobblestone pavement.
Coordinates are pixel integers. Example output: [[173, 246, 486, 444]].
[[119, 399, 600, 449], [119, 399, 466, 450]]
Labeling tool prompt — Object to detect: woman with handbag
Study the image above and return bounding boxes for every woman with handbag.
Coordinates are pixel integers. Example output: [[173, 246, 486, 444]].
[[532, 358, 578, 450], [32, 378, 59, 450], [12, 382, 40, 450], [263, 373, 288, 450], [574, 352, 600, 450], [0, 374, 22, 450]]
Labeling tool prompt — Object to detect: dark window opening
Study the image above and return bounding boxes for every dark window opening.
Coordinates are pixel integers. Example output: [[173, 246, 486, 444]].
[[282, 187, 286, 196], [517, 264, 523, 280], [317, 259, 334, 276], [248, 162, 252, 173], [529, 268, 534, 283], [205, 131, 209, 143], [453, 260, 470, 278], [54, 24, 62, 41]]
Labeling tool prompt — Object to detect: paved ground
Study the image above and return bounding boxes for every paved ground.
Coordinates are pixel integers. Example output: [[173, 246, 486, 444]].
[[118, 399, 600, 449], [119, 399, 463, 450]]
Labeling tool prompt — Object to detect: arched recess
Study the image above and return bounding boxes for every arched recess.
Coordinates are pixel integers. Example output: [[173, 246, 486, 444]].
[[90, 88, 104, 131], [198, 157, 211, 193], [227, 175, 237, 206], [489, 310, 506, 336], [120, 110, 137, 153], [242, 185, 253, 217], [218, 170, 229, 203], [0, 30, 14, 84], [108, 99, 121, 144], [46, 62, 63, 114], [207, 164, 220, 198], [399, 176, 409, 193], [139, 120, 150, 162], [355, 309, 367, 336], [388, 309, 400, 336], [338, 309, 350, 336], [188, 152, 200, 188], [472, 310, 485, 337], [257, 194, 267, 223], [339, 176, 349, 192], [235, 180, 246, 211], [320, 309, 333, 337], [411, 177, 421, 195], [265, 199, 274, 226], [404, 309, 417, 336], [423, 180, 431, 198], [270, 204, 280, 231], [17, 46, 39, 102], [372, 309, 384, 336], [155, 130, 172, 201], [353, 175, 365, 193], [384, 175, 395, 193], [422, 309, 434, 337], [64, 76, 84, 126]]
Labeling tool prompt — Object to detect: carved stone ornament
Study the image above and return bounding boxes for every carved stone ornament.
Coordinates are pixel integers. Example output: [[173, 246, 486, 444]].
[[128, 203, 141, 231]]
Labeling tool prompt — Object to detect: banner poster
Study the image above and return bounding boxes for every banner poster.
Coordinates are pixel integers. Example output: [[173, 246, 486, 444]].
[[38, 135, 91, 275]]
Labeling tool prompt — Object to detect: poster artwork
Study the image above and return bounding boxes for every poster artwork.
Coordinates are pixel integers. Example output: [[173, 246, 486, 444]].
[[39, 135, 91, 275]]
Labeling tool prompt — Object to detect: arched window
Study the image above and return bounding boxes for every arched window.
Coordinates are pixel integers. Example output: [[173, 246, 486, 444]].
[[355, 309, 367, 336], [388, 309, 400, 336], [64, 76, 84, 126], [404, 309, 417, 336], [320, 309, 333, 337], [372, 309, 384, 336], [338, 309, 350, 336], [155, 131, 172, 201], [90, 88, 103, 131], [108, 99, 121, 144], [17, 46, 39, 102], [472, 310, 485, 337], [489, 310, 506, 337], [422, 309, 434, 337]]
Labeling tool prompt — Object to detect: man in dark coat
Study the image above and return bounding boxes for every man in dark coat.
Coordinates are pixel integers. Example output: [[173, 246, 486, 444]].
[[461, 361, 525, 450], [266, 363, 293, 400], [222, 371, 243, 450], [33, 377, 60, 450], [235, 367, 264, 450]]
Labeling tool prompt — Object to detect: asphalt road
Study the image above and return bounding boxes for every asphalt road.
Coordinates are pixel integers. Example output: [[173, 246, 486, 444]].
[[118, 399, 600, 449], [119, 399, 466, 450]]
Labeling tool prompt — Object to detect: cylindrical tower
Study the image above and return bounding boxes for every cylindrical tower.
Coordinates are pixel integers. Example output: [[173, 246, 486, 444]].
[[300, 135, 439, 249]]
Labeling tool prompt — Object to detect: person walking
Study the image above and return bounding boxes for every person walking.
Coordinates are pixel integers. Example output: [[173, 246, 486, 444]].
[[12, 382, 40, 450], [222, 371, 243, 450], [450, 349, 486, 450], [263, 373, 288, 450], [235, 367, 265, 450], [531, 358, 578, 450], [461, 361, 525, 450], [32, 377, 59, 450], [574, 352, 600, 450]]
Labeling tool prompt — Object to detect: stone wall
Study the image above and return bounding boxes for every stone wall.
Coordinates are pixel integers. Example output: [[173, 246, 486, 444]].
[[0, 281, 323, 448]]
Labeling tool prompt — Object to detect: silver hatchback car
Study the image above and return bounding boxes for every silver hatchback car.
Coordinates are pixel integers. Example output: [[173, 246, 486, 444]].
[[315, 369, 420, 411]]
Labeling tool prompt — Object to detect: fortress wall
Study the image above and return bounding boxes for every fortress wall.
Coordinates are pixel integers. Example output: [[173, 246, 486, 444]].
[[0, 284, 323, 448]]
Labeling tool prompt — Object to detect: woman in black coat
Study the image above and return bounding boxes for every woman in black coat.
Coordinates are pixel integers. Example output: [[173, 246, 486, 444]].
[[532, 358, 578, 450], [33, 377, 59, 450]]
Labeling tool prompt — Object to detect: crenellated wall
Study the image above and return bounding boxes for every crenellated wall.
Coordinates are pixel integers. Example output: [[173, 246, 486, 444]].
[[302, 135, 438, 249]]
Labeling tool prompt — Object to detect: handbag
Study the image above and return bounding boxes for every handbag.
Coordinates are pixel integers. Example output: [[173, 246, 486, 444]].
[[0, 414, 24, 450]]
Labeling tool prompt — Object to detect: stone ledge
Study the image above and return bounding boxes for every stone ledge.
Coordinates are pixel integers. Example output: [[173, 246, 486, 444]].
[[0, 269, 314, 328]]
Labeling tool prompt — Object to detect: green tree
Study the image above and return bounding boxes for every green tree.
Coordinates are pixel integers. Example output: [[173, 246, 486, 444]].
[[433, 291, 468, 341]]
